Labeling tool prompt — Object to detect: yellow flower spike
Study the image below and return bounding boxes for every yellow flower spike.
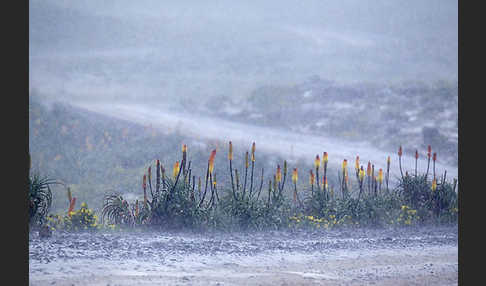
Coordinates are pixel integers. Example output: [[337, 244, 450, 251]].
[[366, 161, 371, 176], [292, 168, 298, 184], [251, 142, 256, 162], [276, 165, 282, 183], [209, 149, 217, 174], [182, 144, 187, 154], [228, 141, 233, 161], [387, 156, 391, 165], [378, 169, 383, 183], [173, 161, 180, 179], [314, 155, 320, 168], [431, 178, 437, 191], [359, 167, 365, 181], [324, 177, 328, 190], [245, 151, 249, 169], [309, 170, 315, 186], [342, 159, 348, 171], [323, 152, 328, 164]]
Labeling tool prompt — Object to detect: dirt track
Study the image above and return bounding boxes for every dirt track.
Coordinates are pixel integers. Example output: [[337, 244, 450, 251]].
[[29, 226, 457, 285]]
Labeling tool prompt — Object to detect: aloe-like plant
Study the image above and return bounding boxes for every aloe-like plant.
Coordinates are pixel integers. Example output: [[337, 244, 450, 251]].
[[101, 194, 133, 225], [29, 172, 59, 226]]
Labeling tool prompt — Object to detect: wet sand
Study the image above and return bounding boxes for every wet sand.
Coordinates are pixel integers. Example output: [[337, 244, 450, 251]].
[[29, 226, 457, 285]]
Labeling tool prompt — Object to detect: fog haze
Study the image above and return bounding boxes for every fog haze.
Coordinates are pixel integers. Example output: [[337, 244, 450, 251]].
[[30, 0, 457, 105]]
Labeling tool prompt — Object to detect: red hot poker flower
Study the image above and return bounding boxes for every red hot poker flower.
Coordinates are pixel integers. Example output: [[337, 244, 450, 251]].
[[314, 155, 320, 168], [209, 149, 217, 174], [292, 168, 298, 183], [276, 165, 282, 183], [228, 141, 233, 161], [251, 142, 256, 162], [173, 161, 180, 179]]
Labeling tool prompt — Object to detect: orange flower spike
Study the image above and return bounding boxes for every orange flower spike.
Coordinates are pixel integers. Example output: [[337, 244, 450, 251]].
[[292, 168, 298, 183], [367, 161, 371, 176], [324, 177, 328, 189], [251, 142, 256, 162], [314, 155, 321, 168], [148, 166, 152, 181], [323, 152, 328, 164], [209, 149, 217, 174], [182, 145, 187, 161], [415, 150, 419, 159], [342, 159, 348, 171], [276, 165, 282, 183], [433, 152, 437, 162], [68, 197, 76, 217], [378, 169, 383, 183], [172, 161, 180, 179], [309, 170, 315, 186], [387, 156, 391, 165], [398, 146, 403, 157], [142, 174, 147, 190], [355, 156, 360, 171], [427, 145, 432, 158], [431, 178, 437, 191], [228, 141, 233, 161]]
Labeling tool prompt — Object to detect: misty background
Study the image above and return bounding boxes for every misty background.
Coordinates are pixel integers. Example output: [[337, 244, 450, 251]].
[[29, 0, 458, 212]]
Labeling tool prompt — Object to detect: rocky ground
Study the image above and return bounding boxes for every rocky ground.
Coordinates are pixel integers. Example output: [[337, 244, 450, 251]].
[[29, 225, 458, 285]]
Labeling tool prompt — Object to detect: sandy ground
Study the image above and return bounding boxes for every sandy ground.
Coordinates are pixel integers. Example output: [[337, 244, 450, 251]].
[[29, 226, 457, 285], [30, 245, 457, 286]]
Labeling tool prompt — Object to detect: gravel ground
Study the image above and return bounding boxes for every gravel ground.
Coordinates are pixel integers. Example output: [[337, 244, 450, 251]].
[[29, 225, 457, 285]]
